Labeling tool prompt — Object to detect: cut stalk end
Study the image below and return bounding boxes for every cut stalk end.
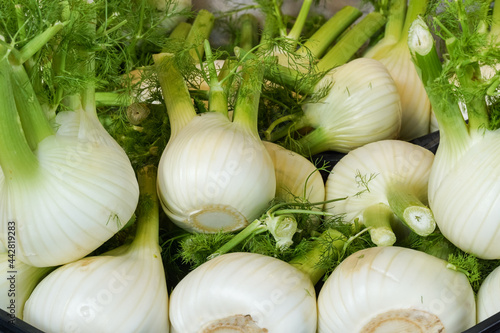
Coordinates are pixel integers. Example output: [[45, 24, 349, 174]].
[[188, 204, 248, 233], [361, 308, 444, 333], [201, 315, 267, 333], [363, 203, 397, 247], [369, 227, 397, 247], [403, 206, 436, 236]]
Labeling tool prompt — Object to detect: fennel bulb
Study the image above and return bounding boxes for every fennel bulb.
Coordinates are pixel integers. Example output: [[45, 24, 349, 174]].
[[317, 246, 476, 332], [0, 252, 52, 320], [23, 166, 169, 333], [154, 53, 275, 233], [263, 141, 324, 205], [477, 265, 500, 322], [324, 139, 435, 246], [408, 10, 500, 258], [0, 56, 139, 267], [364, 0, 432, 141], [278, 58, 402, 155], [168, 252, 317, 333]]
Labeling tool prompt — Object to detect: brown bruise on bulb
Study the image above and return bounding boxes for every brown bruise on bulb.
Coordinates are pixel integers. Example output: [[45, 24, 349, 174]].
[[361, 309, 444, 333], [188, 204, 248, 233], [201, 314, 268, 333]]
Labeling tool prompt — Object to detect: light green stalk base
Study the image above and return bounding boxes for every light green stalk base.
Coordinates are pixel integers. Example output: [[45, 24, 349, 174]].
[[363, 203, 397, 247], [316, 12, 386, 72], [153, 52, 197, 138], [185, 9, 215, 63], [386, 188, 436, 236], [289, 228, 347, 285], [298, 6, 362, 59], [209, 219, 267, 259]]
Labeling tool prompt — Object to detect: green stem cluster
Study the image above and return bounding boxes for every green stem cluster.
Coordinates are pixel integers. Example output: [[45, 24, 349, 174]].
[[0, 56, 39, 178], [260, 6, 387, 143], [288, 228, 348, 285], [408, 17, 469, 145]]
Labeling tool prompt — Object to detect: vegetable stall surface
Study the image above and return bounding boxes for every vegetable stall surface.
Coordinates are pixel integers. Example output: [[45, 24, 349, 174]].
[[317, 246, 476, 332]]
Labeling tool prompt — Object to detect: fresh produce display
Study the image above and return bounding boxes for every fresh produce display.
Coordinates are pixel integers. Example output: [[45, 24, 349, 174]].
[[1, 0, 500, 332]]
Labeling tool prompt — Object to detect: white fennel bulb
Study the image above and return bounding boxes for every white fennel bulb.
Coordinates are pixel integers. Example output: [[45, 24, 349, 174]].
[[409, 15, 500, 259], [0, 252, 52, 320], [317, 246, 476, 332], [263, 141, 324, 205], [0, 56, 139, 267], [477, 265, 500, 322], [364, 0, 432, 141], [23, 166, 169, 333], [290, 58, 402, 155], [154, 53, 275, 233], [324, 140, 435, 246], [169, 252, 317, 333]]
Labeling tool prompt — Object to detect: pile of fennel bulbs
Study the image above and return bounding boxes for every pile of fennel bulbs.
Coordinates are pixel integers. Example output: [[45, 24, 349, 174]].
[[7, 0, 500, 331]]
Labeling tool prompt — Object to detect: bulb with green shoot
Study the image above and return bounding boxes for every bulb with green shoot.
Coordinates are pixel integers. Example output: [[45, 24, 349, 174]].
[[324, 139, 435, 246], [0, 18, 139, 267], [408, 2, 500, 259], [364, 0, 433, 141], [154, 41, 276, 234], [23, 166, 169, 333], [258, 4, 402, 155]]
